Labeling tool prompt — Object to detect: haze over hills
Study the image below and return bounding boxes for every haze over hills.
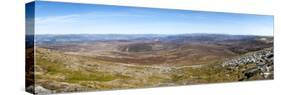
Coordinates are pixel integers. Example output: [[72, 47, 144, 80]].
[[35, 33, 272, 44], [35, 34, 273, 54]]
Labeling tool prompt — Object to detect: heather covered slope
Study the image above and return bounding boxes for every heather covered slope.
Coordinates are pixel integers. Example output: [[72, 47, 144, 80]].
[[33, 47, 273, 93], [31, 34, 273, 93]]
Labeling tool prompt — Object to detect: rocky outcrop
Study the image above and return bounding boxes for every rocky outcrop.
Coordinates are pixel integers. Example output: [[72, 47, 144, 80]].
[[26, 85, 52, 95], [222, 48, 273, 80]]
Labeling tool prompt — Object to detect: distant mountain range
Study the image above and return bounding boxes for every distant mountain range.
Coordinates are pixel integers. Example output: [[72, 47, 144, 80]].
[[33, 33, 273, 45]]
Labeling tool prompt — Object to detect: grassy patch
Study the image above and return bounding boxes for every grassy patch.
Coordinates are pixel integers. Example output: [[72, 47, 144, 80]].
[[65, 70, 116, 83], [170, 62, 241, 83], [36, 55, 117, 83]]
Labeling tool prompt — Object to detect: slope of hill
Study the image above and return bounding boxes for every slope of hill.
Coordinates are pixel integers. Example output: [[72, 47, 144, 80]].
[[29, 34, 273, 94], [33, 47, 273, 94]]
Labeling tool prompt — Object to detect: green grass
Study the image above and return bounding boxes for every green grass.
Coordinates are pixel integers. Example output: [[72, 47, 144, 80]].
[[65, 70, 116, 83], [169, 62, 241, 83], [36, 55, 117, 83]]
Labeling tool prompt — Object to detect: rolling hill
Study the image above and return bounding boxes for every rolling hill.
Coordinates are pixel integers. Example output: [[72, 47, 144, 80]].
[[27, 34, 273, 94]]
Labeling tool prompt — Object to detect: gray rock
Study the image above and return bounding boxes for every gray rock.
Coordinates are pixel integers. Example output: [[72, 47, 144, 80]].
[[222, 48, 273, 80], [34, 85, 52, 95]]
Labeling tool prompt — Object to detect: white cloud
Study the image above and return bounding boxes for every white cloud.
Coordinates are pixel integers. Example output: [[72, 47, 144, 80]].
[[35, 14, 81, 25]]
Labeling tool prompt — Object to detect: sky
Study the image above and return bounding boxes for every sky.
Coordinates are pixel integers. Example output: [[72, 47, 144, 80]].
[[27, 1, 274, 36]]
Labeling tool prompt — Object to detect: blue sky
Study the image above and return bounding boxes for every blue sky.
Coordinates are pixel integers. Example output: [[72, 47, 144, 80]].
[[29, 1, 274, 36]]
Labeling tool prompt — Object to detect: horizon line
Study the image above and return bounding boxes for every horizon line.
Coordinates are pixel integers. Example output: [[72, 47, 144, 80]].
[[29, 33, 274, 37]]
